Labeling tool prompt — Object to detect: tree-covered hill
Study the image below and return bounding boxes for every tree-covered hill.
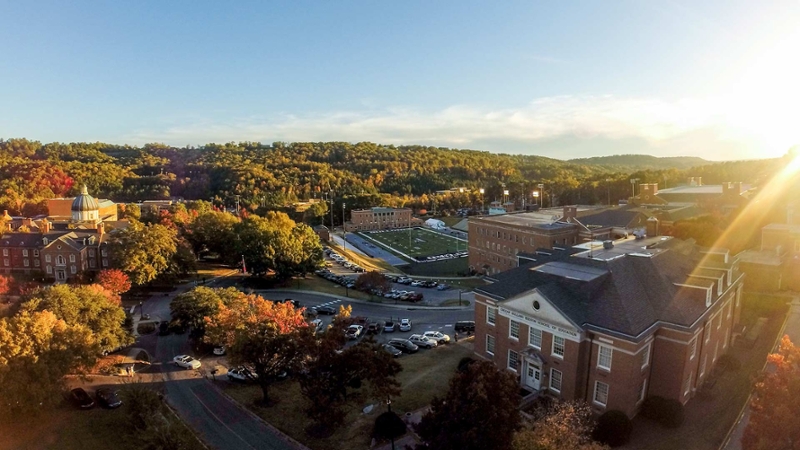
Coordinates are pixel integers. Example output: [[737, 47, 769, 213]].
[[568, 154, 709, 171]]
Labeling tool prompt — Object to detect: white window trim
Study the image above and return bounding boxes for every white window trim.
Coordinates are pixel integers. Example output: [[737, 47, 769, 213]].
[[529, 327, 542, 350], [684, 372, 693, 396], [641, 344, 651, 369], [487, 305, 496, 326], [638, 379, 647, 404], [552, 336, 565, 359], [689, 337, 697, 360], [593, 381, 609, 407], [486, 335, 495, 355], [507, 350, 519, 372], [549, 368, 562, 393], [704, 324, 711, 343], [597, 345, 613, 371], [509, 320, 520, 340]]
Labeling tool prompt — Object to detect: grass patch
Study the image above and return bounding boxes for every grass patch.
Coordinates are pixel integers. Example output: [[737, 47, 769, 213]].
[[221, 342, 474, 449], [439, 216, 464, 227], [360, 228, 467, 260], [329, 241, 396, 273], [294, 277, 372, 301], [440, 299, 471, 307]]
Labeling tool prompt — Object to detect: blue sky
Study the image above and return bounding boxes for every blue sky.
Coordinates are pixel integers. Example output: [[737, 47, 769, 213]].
[[1, 1, 798, 160]]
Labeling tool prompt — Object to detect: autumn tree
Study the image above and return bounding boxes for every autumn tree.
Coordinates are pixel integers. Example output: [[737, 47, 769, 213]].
[[354, 271, 390, 293], [96, 269, 132, 295], [108, 220, 178, 285], [204, 293, 308, 404], [185, 210, 238, 258], [415, 360, 521, 450], [171, 287, 243, 339], [21, 284, 133, 353], [514, 401, 609, 450], [0, 310, 97, 418], [743, 335, 800, 450], [0, 274, 10, 296]]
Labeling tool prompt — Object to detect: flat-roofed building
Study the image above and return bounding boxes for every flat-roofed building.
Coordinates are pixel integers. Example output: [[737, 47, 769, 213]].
[[345, 207, 413, 232]]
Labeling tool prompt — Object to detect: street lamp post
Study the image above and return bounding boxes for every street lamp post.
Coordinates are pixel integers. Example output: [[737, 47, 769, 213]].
[[329, 190, 334, 232], [342, 202, 346, 252], [479, 188, 485, 213]]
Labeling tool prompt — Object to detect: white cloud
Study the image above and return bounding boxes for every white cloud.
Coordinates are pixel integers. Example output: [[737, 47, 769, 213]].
[[123, 95, 796, 160]]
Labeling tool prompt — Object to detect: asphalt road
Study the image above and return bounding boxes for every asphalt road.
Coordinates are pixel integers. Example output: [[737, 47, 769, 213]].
[[138, 280, 474, 450]]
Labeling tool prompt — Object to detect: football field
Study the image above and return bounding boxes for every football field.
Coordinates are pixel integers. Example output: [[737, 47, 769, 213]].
[[359, 227, 467, 261]]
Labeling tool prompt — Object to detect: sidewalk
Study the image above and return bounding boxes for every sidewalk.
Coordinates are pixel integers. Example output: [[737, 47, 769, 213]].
[[721, 297, 800, 450]]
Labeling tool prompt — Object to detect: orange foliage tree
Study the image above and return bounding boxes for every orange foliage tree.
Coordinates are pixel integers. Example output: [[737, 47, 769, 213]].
[[204, 293, 309, 404], [743, 335, 800, 450], [96, 269, 132, 295]]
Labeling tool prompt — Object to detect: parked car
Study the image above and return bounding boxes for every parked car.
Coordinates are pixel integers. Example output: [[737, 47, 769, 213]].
[[384, 321, 397, 332], [173, 355, 201, 369], [95, 388, 122, 409], [213, 346, 226, 356], [455, 321, 476, 333], [310, 319, 324, 333], [437, 284, 450, 291], [423, 331, 451, 344], [399, 318, 412, 332], [382, 344, 403, 358], [313, 305, 337, 315], [387, 338, 419, 354], [346, 325, 364, 340], [227, 366, 258, 382], [408, 334, 438, 349], [366, 321, 382, 335], [69, 387, 95, 409]]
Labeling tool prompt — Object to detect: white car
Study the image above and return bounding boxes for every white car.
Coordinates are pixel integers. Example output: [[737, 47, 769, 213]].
[[399, 318, 412, 332], [173, 355, 201, 370], [408, 334, 438, 349], [213, 346, 226, 355], [346, 324, 364, 339], [227, 366, 258, 382], [423, 331, 451, 344]]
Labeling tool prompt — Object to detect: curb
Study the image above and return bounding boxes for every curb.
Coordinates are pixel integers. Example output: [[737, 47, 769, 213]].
[[260, 289, 472, 310], [208, 380, 312, 450]]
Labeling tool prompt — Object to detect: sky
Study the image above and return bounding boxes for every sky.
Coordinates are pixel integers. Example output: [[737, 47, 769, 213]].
[[1, 1, 798, 161]]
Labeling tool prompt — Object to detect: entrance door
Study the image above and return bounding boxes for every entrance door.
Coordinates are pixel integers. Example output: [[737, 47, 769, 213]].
[[56, 270, 66, 281], [525, 363, 541, 390]]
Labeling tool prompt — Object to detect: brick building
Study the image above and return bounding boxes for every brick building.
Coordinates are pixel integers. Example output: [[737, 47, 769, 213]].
[[345, 207, 413, 232], [473, 236, 744, 418]]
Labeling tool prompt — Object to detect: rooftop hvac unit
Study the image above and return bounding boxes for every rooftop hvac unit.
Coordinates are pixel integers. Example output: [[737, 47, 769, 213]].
[[603, 240, 614, 250]]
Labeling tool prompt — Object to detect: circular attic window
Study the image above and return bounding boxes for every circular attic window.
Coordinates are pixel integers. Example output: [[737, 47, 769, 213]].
[[533, 300, 541, 311]]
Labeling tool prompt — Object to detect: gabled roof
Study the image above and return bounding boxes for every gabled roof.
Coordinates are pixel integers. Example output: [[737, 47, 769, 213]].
[[477, 237, 737, 341]]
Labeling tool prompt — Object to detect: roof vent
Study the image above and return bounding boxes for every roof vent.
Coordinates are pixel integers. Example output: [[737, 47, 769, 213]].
[[603, 240, 614, 250]]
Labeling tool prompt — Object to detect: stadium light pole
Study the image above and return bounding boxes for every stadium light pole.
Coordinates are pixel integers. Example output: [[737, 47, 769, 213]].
[[538, 184, 544, 208], [479, 188, 485, 213], [342, 202, 346, 252]]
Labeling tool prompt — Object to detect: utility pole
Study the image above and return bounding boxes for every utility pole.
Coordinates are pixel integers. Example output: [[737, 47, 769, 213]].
[[342, 202, 346, 252], [329, 191, 334, 232], [538, 184, 544, 208]]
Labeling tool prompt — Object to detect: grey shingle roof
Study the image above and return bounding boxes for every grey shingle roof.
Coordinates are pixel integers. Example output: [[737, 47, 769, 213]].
[[576, 209, 647, 228]]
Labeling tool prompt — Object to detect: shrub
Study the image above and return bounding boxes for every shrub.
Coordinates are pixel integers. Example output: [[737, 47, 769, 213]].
[[457, 357, 476, 373], [593, 410, 632, 447], [373, 411, 406, 440], [641, 396, 684, 428]]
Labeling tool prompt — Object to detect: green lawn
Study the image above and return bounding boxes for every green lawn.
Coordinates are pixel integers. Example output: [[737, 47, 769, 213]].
[[221, 341, 474, 450], [360, 227, 467, 260]]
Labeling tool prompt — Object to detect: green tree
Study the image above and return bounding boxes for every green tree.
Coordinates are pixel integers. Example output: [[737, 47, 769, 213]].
[[204, 293, 309, 404], [415, 360, 521, 450], [108, 220, 178, 285], [170, 287, 243, 339], [21, 284, 133, 352], [184, 210, 238, 258], [743, 335, 800, 450], [234, 212, 322, 279], [0, 310, 97, 418], [120, 203, 141, 221]]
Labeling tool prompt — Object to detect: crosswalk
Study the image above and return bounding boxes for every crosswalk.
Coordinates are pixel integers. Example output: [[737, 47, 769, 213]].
[[316, 299, 342, 308]]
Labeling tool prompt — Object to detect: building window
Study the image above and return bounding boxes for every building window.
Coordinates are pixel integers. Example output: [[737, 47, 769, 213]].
[[487, 306, 496, 325], [486, 335, 495, 355], [717, 313, 722, 329], [508, 350, 519, 371], [1, 249, 7, 256], [690, 338, 697, 359], [727, 302, 732, 319], [70, 265, 77, 274], [34, 259, 40, 267], [510, 320, 520, 340], [704, 324, 711, 343], [89, 260, 96, 268], [23, 259, 29, 267], [56, 255, 66, 266], [33, 249, 39, 257], [598, 345, 613, 371], [713, 342, 719, 363], [700, 354, 707, 377], [101, 249, 108, 257], [594, 381, 609, 407], [529, 328, 542, 349], [641, 344, 651, 369], [638, 379, 647, 403], [45, 254, 51, 263], [2, 259, 8, 267], [552, 336, 565, 359], [550, 368, 563, 393], [102, 259, 108, 267], [46, 265, 52, 274], [684, 372, 693, 396], [69, 254, 76, 263], [22, 249, 28, 257]]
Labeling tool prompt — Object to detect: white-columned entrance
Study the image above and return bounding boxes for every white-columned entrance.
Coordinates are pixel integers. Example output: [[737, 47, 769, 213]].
[[525, 362, 541, 390]]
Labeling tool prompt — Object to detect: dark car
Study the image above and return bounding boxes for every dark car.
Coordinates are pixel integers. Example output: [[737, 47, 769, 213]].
[[95, 388, 122, 409], [313, 305, 337, 315], [455, 321, 476, 333], [69, 388, 95, 409], [387, 338, 419, 354], [366, 322, 382, 335], [382, 344, 403, 357]]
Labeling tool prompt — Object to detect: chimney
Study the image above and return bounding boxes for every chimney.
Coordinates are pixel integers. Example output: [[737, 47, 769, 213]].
[[646, 216, 660, 237], [563, 206, 578, 221], [41, 218, 51, 234], [639, 183, 658, 202], [22, 218, 33, 228], [97, 222, 104, 237]]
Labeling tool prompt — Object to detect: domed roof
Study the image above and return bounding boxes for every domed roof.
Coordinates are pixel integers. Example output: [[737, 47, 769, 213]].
[[71, 185, 99, 212]]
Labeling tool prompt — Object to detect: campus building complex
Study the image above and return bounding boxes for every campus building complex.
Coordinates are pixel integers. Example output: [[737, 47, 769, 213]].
[[345, 207, 413, 232], [473, 236, 744, 418]]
